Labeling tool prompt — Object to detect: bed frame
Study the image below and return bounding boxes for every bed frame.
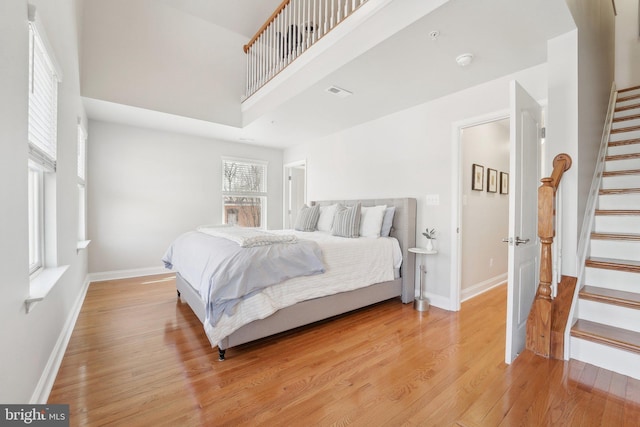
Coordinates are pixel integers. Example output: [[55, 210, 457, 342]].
[[176, 197, 416, 360]]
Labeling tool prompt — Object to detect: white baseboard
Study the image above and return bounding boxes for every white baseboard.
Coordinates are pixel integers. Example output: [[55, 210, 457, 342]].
[[424, 292, 452, 311], [461, 273, 507, 302], [30, 275, 91, 404], [88, 266, 169, 283]]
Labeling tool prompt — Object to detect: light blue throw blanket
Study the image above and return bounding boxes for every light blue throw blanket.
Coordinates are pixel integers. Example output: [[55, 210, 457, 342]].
[[162, 230, 325, 326]]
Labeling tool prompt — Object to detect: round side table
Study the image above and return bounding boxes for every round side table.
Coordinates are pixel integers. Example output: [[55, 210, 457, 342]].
[[408, 247, 438, 311]]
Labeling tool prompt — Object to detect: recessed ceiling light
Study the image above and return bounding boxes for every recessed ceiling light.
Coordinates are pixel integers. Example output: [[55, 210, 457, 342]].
[[429, 30, 440, 40], [325, 86, 353, 98]]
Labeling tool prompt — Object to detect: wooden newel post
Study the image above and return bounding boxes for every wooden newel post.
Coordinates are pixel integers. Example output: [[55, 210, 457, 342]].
[[526, 153, 571, 358]]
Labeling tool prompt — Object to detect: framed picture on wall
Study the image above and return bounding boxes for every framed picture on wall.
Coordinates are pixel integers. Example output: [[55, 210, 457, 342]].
[[472, 164, 484, 191], [487, 168, 498, 193], [500, 172, 509, 194]]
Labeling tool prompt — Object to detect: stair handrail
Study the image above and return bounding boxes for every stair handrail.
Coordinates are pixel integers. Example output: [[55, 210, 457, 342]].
[[526, 153, 572, 357], [242, 0, 369, 100], [244, 0, 291, 54]]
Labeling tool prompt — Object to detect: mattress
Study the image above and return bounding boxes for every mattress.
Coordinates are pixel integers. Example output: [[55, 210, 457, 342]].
[[195, 230, 402, 347]]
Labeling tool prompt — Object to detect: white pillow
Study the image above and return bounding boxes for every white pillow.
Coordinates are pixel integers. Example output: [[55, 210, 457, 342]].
[[317, 204, 338, 232], [359, 205, 387, 238]]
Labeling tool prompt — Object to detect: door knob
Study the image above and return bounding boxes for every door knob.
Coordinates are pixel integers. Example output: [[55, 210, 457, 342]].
[[502, 237, 512, 244], [514, 237, 530, 246]]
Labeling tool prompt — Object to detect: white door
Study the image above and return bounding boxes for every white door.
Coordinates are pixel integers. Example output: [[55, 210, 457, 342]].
[[505, 81, 542, 364]]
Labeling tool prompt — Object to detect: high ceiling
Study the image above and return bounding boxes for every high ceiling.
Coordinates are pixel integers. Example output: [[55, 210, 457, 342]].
[[81, 0, 576, 148]]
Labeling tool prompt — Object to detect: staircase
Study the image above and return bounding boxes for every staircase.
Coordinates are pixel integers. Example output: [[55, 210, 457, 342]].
[[569, 85, 640, 380]]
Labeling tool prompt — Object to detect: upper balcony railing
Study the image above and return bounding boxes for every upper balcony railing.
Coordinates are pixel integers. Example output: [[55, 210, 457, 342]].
[[242, 0, 368, 101]]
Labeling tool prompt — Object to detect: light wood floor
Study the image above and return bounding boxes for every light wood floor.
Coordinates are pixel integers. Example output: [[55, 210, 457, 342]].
[[49, 274, 640, 426]]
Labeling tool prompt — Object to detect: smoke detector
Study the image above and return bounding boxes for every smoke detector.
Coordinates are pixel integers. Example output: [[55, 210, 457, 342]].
[[456, 53, 474, 67], [325, 86, 353, 98]]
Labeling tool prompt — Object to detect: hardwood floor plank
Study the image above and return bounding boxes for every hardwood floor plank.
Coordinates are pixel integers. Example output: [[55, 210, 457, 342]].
[[48, 276, 640, 426]]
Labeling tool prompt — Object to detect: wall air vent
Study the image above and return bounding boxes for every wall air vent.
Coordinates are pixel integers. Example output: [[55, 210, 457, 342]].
[[325, 86, 353, 98]]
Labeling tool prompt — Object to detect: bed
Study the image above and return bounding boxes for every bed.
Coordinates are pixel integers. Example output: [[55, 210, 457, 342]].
[[166, 198, 416, 360]]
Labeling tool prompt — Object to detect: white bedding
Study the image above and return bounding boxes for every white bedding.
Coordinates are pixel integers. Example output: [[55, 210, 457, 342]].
[[203, 230, 402, 347], [196, 225, 297, 247]]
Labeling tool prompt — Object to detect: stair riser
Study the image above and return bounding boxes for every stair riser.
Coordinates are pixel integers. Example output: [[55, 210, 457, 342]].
[[610, 129, 640, 141], [601, 174, 640, 189], [570, 337, 640, 380], [612, 118, 640, 130], [578, 299, 640, 333], [590, 240, 640, 262], [614, 107, 640, 119], [597, 193, 640, 210], [617, 98, 640, 109], [607, 143, 640, 156], [619, 87, 640, 98], [595, 215, 640, 233], [585, 267, 640, 291], [603, 158, 640, 171]]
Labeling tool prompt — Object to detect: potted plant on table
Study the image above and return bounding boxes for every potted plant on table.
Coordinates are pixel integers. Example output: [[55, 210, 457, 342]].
[[422, 228, 436, 251]]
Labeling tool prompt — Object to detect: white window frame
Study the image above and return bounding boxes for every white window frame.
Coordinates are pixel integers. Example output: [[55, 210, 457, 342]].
[[28, 162, 44, 274], [25, 5, 68, 313], [221, 157, 268, 228], [77, 123, 89, 246]]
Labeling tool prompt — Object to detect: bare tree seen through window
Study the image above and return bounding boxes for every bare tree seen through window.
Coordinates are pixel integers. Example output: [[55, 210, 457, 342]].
[[223, 161, 265, 227]]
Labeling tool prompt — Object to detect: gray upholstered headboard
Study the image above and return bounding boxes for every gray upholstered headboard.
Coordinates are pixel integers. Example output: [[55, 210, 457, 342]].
[[310, 198, 417, 303]]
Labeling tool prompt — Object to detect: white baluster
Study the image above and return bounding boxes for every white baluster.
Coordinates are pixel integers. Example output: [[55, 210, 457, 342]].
[[313, 0, 318, 41]]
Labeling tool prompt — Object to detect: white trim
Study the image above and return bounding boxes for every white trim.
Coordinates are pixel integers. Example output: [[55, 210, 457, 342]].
[[461, 274, 507, 302], [27, 4, 63, 80], [26, 265, 69, 313], [87, 266, 169, 283], [283, 159, 307, 228], [423, 292, 451, 311], [76, 239, 91, 251], [30, 275, 91, 403]]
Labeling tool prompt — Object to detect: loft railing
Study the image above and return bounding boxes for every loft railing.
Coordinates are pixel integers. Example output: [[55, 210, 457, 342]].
[[526, 153, 572, 358], [243, 0, 368, 100]]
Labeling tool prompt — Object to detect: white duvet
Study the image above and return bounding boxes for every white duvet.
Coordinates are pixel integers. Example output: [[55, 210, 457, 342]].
[[203, 230, 402, 347]]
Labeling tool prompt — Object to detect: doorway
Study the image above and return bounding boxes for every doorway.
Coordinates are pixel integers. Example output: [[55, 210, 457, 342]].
[[283, 160, 306, 229], [459, 119, 510, 302]]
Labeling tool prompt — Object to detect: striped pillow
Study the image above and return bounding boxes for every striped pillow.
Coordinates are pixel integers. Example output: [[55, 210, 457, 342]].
[[294, 204, 320, 232], [331, 203, 361, 238]]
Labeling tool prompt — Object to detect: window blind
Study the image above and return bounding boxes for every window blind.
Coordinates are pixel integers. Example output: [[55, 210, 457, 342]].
[[222, 159, 267, 196], [28, 22, 59, 172]]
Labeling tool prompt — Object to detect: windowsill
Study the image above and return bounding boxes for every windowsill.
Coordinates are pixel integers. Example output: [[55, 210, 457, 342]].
[[26, 265, 69, 313], [77, 239, 91, 252]]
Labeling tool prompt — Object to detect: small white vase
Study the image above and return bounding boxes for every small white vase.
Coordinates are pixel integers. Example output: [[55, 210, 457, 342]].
[[425, 239, 434, 251]]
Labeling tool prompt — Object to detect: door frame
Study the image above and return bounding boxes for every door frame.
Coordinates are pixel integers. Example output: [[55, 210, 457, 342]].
[[450, 110, 510, 311], [451, 103, 548, 312], [283, 159, 307, 229]]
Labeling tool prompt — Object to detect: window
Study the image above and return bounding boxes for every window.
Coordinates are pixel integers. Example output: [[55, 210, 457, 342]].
[[28, 162, 44, 274], [77, 124, 87, 242], [27, 9, 60, 276], [222, 158, 267, 228]]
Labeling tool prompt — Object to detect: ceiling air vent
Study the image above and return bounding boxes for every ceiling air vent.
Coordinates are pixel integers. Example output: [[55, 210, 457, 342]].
[[325, 86, 353, 98]]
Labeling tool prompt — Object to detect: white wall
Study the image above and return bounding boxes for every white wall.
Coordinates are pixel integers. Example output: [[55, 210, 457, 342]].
[[284, 64, 548, 309], [461, 120, 510, 300], [0, 0, 88, 403], [81, 0, 247, 127], [87, 120, 284, 275], [615, 0, 640, 88], [550, 0, 615, 277]]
